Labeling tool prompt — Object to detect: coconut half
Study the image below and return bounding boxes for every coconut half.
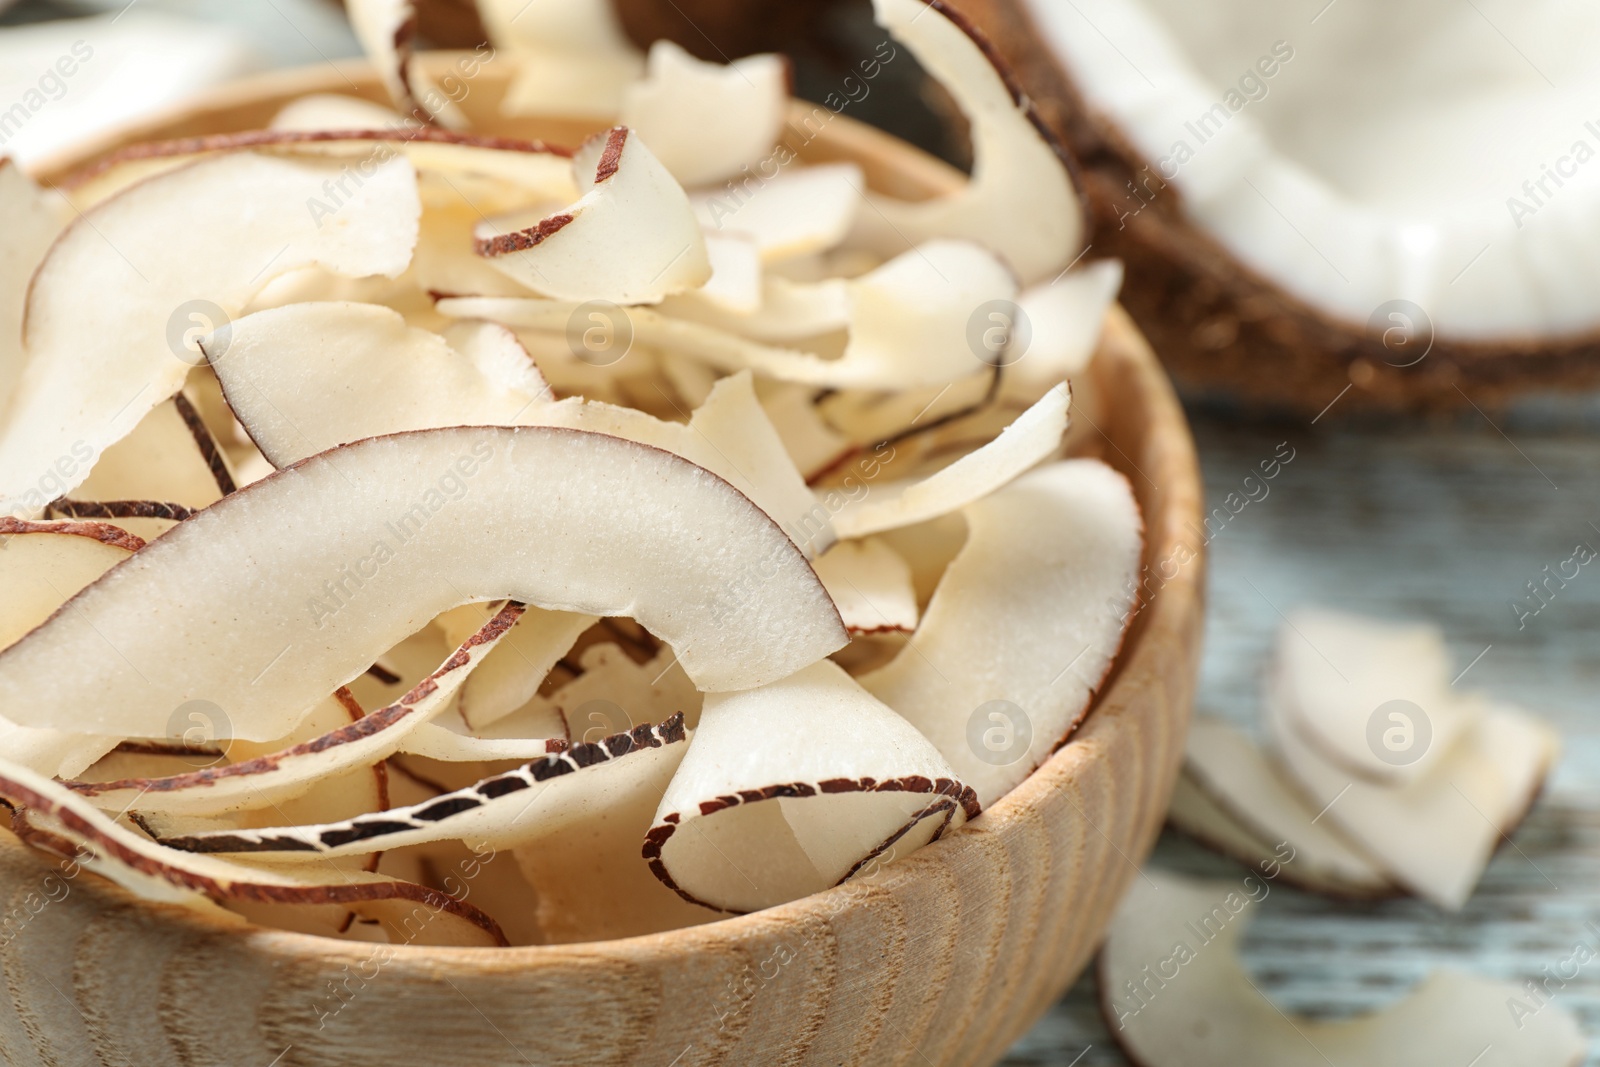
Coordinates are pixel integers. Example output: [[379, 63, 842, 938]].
[[474, 126, 711, 303], [0, 151, 420, 516], [958, 0, 1600, 409], [0, 426, 846, 741], [1100, 868, 1585, 1066], [645, 660, 975, 914]]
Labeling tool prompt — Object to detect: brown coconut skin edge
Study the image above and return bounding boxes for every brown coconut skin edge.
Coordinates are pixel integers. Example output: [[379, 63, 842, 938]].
[[938, 0, 1600, 416], [1, 56, 1205, 1067]]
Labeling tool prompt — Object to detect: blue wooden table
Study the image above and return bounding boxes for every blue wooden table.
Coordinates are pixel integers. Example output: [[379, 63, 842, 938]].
[[1005, 400, 1600, 1064]]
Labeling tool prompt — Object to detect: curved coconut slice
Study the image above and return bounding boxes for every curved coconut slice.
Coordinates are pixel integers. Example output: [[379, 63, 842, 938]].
[[475, 127, 710, 304], [153, 715, 688, 859], [0, 760, 506, 947], [1267, 682, 1557, 911], [691, 162, 864, 263], [65, 130, 573, 212], [441, 239, 1017, 390], [1008, 259, 1123, 389], [662, 272, 852, 344], [0, 426, 846, 741], [0, 151, 420, 516], [619, 41, 788, 189], [0, 518, 138, 778], [758, 383, 852, 479], [832, 382, 1068, 539], [73, 394, 236, 528], [346, 0, 468, 129], [813, 538, 918, 635], [481, 0, 645, 119], [1179, 717, 1396, 897], [857, 0, 1083, 285], [1101, 869, 1584, 1066], [1275, 608, 1467, 786], [64, 605, 524, 818], [207, 304, 828, 555], [270, 93, 410, 132], [645, 660, 975, 914], [515, 724, 717, 942], [0, 159, 68, 415], [444, 604, 595, 731], [862, 459, 1141, 807], [685, 231, 763, 315]]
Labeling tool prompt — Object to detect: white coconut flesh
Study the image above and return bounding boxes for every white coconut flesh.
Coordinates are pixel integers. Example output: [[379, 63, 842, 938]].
[[149, 714, 689, 860], [862, 460, 1142, 807], [0, 426, 847, 742], [645, 660, 975, 914], [1273, 607, 1468, 786], [0, 160, 68, 416], [1267, 679, 1557, 911], [0, 759, 508, 946], [620, 40, 789, 189], [345, 0, 468, 129], [439, 238, 1023, 391], [1024, 0, 1600, 337], [860, 0, 1085, 285], [481, 0, 645, 119], [0, 151, 421, 516], [1101, 869, 1585, 1067], [62, 605, 527, 818], [269, 93, 410, 133], [207, 303, 829, 556], [0, 519, 140, 778], [1179, 717, 1396, 896], [812, 538, 919, 635], [691, 162, 865, 264], [831, 382, 1070, 539], [474, 126, 711, 304]]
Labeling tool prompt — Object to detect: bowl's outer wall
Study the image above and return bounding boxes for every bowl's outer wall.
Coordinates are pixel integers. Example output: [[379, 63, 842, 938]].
[[0, 56, 1205, 1067]]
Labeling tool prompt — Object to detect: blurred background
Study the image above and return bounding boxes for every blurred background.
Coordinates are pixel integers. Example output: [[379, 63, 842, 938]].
[[3, 0, 1596, 1062]]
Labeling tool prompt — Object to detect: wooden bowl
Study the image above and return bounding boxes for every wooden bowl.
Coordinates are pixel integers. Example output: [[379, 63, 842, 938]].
[[4, 55, 1205, 1067]]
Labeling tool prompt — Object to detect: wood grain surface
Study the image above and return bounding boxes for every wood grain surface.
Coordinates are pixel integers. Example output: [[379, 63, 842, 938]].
[[1003, 401, 1600, 1064], [0, 57, 1206, 1067]]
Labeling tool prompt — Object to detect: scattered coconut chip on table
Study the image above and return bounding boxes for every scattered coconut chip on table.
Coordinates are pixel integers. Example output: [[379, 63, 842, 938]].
[[1267, 679, 1557, 911], [1100, 868, 1585, 1066], [1176, 717, 1397, 898], [645, 660, 975, 914]]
